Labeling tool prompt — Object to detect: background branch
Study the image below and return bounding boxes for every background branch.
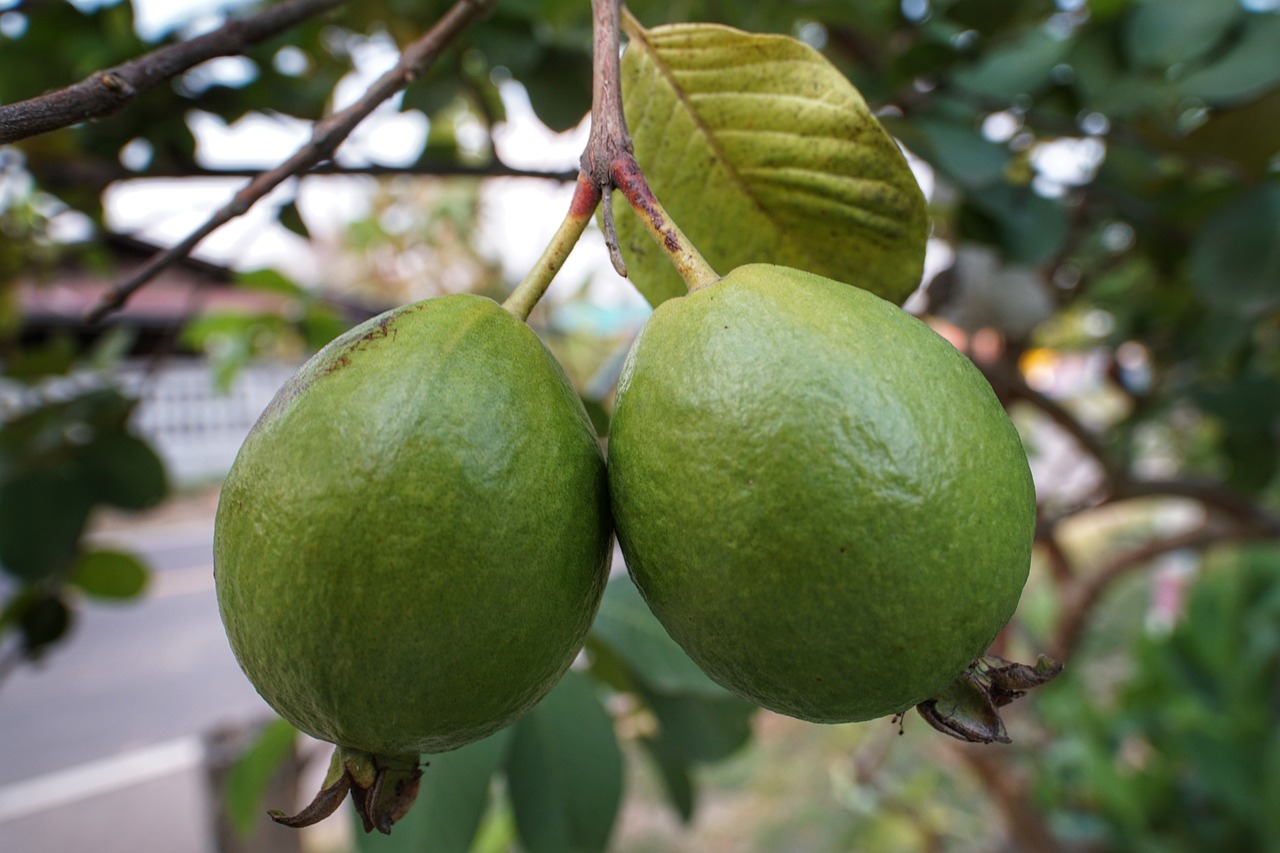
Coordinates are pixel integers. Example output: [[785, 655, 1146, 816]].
[[31, 159, 577, 191], [1050, 523, 1272, 660], [0, 0, 347, 145], [85, 0, 497, 324]]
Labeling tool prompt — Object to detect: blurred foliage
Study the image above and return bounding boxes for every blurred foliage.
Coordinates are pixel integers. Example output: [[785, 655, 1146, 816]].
[[0, 356, 167, 667], [1038, 545, 1280, 851], [2, 0, 1279, 850]]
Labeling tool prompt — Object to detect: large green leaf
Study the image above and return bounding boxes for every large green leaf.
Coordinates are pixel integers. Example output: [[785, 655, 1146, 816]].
[[505, 672, 622, 853], [357, 728, 513, 853], [616, 21, 927, 306], [589, 576, 729, 698]]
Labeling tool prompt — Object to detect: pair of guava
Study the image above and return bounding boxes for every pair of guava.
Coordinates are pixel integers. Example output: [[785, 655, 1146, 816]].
[[213, 263, 1036, 833]]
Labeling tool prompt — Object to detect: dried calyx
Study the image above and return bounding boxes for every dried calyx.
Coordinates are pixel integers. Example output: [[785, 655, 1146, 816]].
[[913, 655, 1063, 744], [270, 747, 423, 835]]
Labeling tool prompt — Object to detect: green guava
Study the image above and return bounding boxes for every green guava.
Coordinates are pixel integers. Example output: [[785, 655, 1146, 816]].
[[214, 294, 611, 832], [607, 264, 1035, 724]]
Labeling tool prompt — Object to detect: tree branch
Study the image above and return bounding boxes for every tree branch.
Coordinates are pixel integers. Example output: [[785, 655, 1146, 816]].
[[955, 745, 1067, 853], [1050, 523, 1273, 660], [85, 0, 496, 324], [0, 0, 347, 145], [32, 158, 577, 191]]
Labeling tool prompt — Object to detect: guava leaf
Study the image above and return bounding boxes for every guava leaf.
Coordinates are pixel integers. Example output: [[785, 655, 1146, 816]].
[[642, 689, 756, 764], [69, 550, 150, 600], [505, 671, 622, 853], [616, 21, 927, 306], [951, 28, 1072, 102], [640, 734, 695, 823], [1175, 14, 1280, 106], [590, 576, 730, 698], [1123, 0, 1242, 70], [0, 468, 94, 581], [77, 431, 168, 511], [1190, 184, 1280, 316], [222, 718, 299, 837]]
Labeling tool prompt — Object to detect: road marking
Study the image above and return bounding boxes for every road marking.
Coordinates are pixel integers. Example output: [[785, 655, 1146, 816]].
[[0, 737, 205, 822], [149, 565, 216, 599]]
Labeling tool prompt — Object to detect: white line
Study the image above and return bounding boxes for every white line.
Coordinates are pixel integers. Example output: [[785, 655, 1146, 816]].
[[0, 737, 206, 823]]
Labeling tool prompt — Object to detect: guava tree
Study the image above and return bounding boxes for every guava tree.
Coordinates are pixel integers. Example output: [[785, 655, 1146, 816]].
[[2, 1, 1278, 851]]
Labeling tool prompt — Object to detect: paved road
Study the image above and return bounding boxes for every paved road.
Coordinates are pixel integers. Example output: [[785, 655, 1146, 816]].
[[0, 515, 318, 852]]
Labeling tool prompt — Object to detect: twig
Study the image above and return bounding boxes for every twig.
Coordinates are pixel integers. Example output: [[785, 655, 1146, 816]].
[[955, 745, 1067, 853], [582, 0, 634, 277], [85, 0, 496, 324], [0, 0, 347, 145], [1050, 523, 1272, 660], [1111, 476, 1280, 535], [32, 160, 579, 190], [983, 359, 1120, 485]]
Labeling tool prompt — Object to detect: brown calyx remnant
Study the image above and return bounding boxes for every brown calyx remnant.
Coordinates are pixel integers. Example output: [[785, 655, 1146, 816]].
[[270, 746, 424, 835], [912, 654, 1063, 744]]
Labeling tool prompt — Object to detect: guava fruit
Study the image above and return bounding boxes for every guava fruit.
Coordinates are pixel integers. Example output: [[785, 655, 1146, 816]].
[[214, 294, 611, 832], [607, 264, 1035, 724]]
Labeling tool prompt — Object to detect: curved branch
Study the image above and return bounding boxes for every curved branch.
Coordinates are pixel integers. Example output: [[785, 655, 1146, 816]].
[[0, 0, 347, 145], [85, 0, 497, 324], [1050, 523, 1272, 660]]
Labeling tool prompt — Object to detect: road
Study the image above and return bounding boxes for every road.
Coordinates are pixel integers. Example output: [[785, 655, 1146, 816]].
[[0, 511, 336, 852]]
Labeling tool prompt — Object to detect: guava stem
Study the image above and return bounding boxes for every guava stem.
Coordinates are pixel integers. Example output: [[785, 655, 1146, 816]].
[[501, 174, 602, 322], [611, 153, 720, 291], [580, 0, 720, 294]]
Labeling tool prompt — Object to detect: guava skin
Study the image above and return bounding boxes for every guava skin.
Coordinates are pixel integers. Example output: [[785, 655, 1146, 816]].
[[607, 264, 1035, 723], [215, 294, 611, 757]]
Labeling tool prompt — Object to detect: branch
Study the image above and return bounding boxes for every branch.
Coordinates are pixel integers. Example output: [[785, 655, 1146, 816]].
[[1050, 523, 1273, 660], [982, 359, 1119, 485], [85, 0, 496, 324], [32, 158, 577, 190], [0, 0, 347, 145], [954, 745, 1067, 853]]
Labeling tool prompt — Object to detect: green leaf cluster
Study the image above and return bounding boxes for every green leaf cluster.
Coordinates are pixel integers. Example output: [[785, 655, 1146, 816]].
[[0, 369, 165, 659], [1037, 547, 1280, 851]]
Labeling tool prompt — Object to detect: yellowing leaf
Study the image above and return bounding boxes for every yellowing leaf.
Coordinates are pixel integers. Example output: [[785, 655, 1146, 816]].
[[616, 21, 927, 306]]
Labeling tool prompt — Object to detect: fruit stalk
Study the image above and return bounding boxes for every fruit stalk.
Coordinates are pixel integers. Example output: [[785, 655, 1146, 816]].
[[583, 0, 720, 292], [502, 174, 603, 321]]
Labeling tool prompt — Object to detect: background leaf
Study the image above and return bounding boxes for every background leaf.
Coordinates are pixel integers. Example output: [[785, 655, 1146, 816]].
[[222, 718, 299, 836], [617, 21, 927, 306], [1123, 0, 1242, 70], [590, 576, 730, 697], [1189, 184, 1280, 316], [505, 671, 623, 853], [0, 469, 94, 581], [77, 431, 168, 511], [69, 550, 150, 600]]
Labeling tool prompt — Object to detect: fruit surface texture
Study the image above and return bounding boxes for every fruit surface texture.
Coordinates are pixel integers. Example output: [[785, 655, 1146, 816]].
[[215, 294, 611, 757], [608, 264, 1035, 723]]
